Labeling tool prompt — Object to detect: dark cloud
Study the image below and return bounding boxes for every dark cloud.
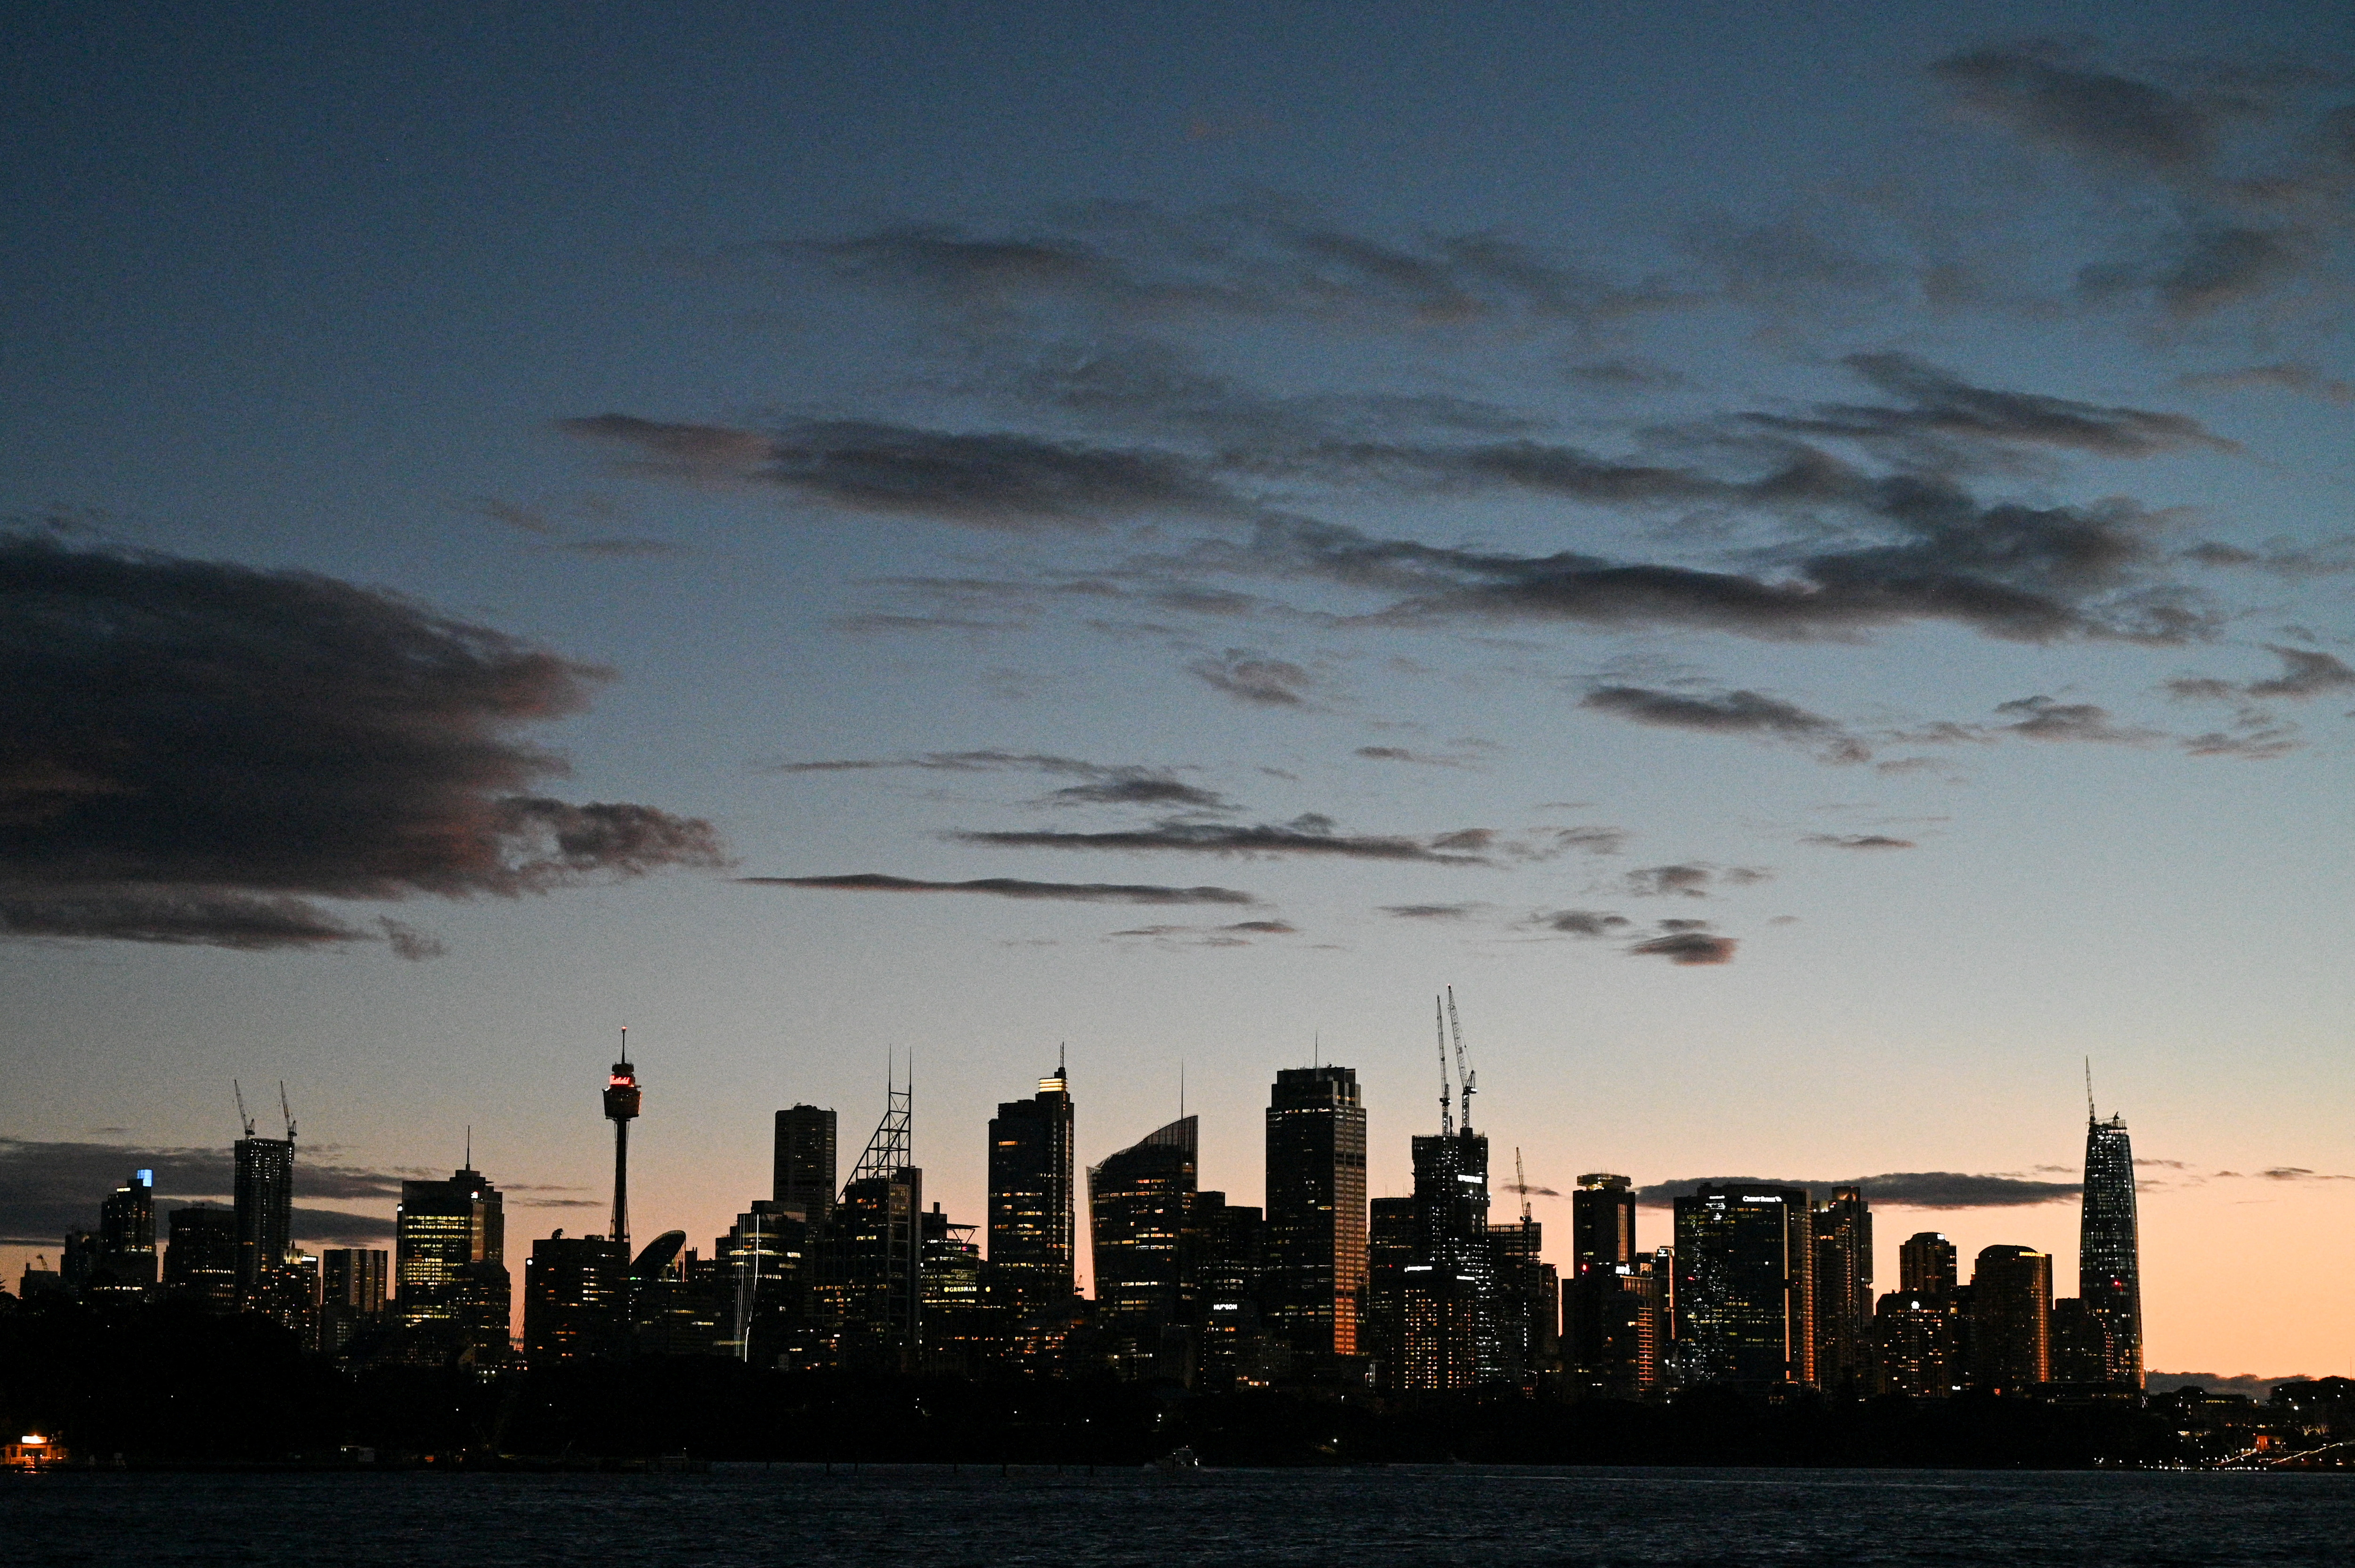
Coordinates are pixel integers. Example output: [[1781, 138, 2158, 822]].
[[1536, 909, 1632, 937], [2077, 223, 2314, 321], [2178, 362, 2355, 405], [741, 873, 1258, 905], [561, 415, 1229, 530], [949, 816, 1492, 865], [1804, 833, 1919, 850], [1354, 745, 1478, 769], [1930, 47, 2216, 174], [1109, 918, 1299, 939], [1994, 695, 2158, 744], [1627, 930, 1738, 965], [0, 1138, 407, 1246], [765, 750, 1233, 810], [1583, 685, 1870, 764], [2246, 645, 2355, 699], [1743, 352, 2234, 458], [1502, 1181, 1563, 1198], [1622, 864, 1765, 898], [1380, 903, 1480, 920], [0, 533, 724, 954], [1188, 649, 1321, 707], [1634, 1171, 2081, 1208]]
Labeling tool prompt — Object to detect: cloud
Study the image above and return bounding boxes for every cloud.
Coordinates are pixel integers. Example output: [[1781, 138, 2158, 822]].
[[1582, 684, 1870, 764], [1622, 864, 1765, 898], [1804, 833, 1918, 850], [1930, 46, 2216, 175], [0, 533, 725, 954], [949, 815, 1492, 864], [1380, 903, 1481, 920], [1626, 930, 1738, 965], [2246, 645, 2355, 699], [1188, 649, 1321, 707], [2077, 224, 2314, 321], [561, 415, 1230, 530], [764, 750, 1233, 809], [2178, 362, 2355, 405], [740, 873, 1259, 905], [1632, 1170, 2081, 1208], [1994, 695, 2158, 744], [0, 1137, 411, 1246], [1355, 745, 1478, 769], [1108, 918, 1299, 940], [1536, 909, 1632, 937]]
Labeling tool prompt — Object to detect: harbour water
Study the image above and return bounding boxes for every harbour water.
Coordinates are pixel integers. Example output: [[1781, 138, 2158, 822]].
[[6, 1464, 2351, 1567]]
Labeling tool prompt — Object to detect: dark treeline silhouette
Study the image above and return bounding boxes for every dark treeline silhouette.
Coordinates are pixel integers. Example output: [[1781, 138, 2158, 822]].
[[1, 1298, 2195, 1469]]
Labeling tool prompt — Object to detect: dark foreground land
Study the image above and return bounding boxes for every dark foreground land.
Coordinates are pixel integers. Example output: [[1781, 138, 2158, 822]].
[[7, 1466, 2355, 1568], [0, 1300, 2233, 1471]]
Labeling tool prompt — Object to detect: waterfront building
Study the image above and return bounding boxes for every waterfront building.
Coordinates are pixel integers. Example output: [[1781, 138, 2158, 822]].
[[773, 1103, 837, 1224], [1263, 1065, 1368, 1361], [2080, 1103, 2143, 1390], [523, 1230, 629, 1365], [1968, 1244, 2052, 1394], [1897, 1232, 1957, 1295], [163, 1206, 238, 1309], [232, 1133, 294, 1304], [1872, 1289, 1959, 1397], [1811, 1187, 1873, 1395], [1671, 1184, 1814, 1391], [986, 1058, 1076, 1321], [1087, 1115, 1198, 1372], [394, 1164, 510, 1363]]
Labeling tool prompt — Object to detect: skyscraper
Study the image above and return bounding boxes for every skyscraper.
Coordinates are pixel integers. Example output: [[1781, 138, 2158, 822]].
[[1564, 1173, 1638, 1387], [319, 1247, 388, 1354], [1571, 1173, 1636, 1274], [95, 1170, 157, 1293], [1898, 1231, 1957, 1295], [1263, 1064, 1368, 1360], [1672, 1184, 1814, 1391], [232, 1132, 294, 1304], [1360, 1196, 1416, 1383], [1394, 1126, 1495, 1390], [523, 1230, 630, 1365], [1191, 1190, 1267, 1390], [819, 1075, 922, 1371], [395, 1164, 510, 1363], [163, 1206, 237, 1309], [773, 1103, 838, 1223], [2079, 1099, 2143, 1390], [604, 1032, 642, 1249], [1872, 1289, 1958, 1398], [987, 1058, 1076, 1320], [1087, 1114, 1198, 1370], [1968, 1244, 2051, 1393], [1811, 1187, 1872, 1394]]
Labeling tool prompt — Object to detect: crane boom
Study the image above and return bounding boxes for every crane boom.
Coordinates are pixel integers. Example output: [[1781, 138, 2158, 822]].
[[1445, 986, 1476, 1133], [278, 1081, 296, 1143], [1516, 1146, 1531, 1223], [1434, 996, 1453, 1137], [232, 1079, 256, 1139]]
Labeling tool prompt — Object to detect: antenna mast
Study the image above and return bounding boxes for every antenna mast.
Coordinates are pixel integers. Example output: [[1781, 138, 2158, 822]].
[[233, 1079, 256, 1139], [1434, 996, 1454, 1137], [1446, 986, 1476, 1134]]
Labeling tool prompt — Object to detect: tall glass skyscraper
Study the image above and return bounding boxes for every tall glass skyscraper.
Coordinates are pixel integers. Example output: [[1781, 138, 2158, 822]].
[[987, 1060, 1076, 1319], [1087, 1114, 1197, 1366], [1394, 1128, 1495, 1390], [1263, 1065, 1367, 1359], [773, 1103, 838, 1223], [2079, 1107, 2143, 1389], [1672, 1184, 1814, 1391], [395, 1164, 510, 1362], [232, 1135, 294, 1302]]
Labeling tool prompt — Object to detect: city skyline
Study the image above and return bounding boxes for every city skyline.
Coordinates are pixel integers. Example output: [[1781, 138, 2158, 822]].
[[5, 3, 2353, 1386]]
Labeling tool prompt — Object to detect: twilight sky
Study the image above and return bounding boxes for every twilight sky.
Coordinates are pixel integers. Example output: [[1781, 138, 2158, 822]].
[[4, 2, 2353, 1378]]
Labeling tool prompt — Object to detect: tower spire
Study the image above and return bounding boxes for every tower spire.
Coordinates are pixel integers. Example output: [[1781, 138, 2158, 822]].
[[603, 1026, 642, 1249], [2086, 1057, 2096, 1124]]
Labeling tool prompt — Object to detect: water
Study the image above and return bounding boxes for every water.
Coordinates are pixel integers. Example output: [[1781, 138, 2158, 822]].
[[6, 1465, 2350, 1566]]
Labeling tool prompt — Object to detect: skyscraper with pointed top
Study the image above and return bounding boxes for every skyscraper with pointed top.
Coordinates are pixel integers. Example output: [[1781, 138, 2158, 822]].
[[988, 1050, 1076, 1321], [604, 1029, 641, 1250], [2079, 1075, 2143, 1390]]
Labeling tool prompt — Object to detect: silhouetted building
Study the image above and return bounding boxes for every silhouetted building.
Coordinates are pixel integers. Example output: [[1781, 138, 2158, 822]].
[[1672, 1185, 1814, 1391], [1968, 1244, 2051, 1394], [634, 1246, 730, 1358], [1581, 1251, 1668, 1398], [817, 1079, 922, 1372], [524, 1230, 629, 1365], [987, 1060, 1075, 1321], [395, 1165, 509, 1363], [1393, 1128, 1495, 1390], [920, 1203, 994, 1371], [60, 1230, 97, 1293], [1088, 1115, 1197, 1374], [164, 1206, 237, 1309], [2080, 1106, 2143, 1390], [233, 1134, 294, 1304], [1571, 1173, 1636, 1273], [773, 1103, 837, 1224], [1873, 1289, 1959, 1397], [1897, 1231, 1957, 1295], [318, 1247, 388, 1354], [716, 1201, 810, 1359], [1264, 1065, 1367, 1361], [1489, 1212, 1558, 1387], [92, 1170, 157, 1296], [1192, 1190, 1267, 1389], [1361, 1196, 1416, 1383], [1811, 1187, 1872, 1394], [1564, 1174, 1638, 1390], [2049, 1295, 2119, 1386]]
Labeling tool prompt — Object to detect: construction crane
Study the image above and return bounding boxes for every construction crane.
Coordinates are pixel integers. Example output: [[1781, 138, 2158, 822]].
[[1434, 995, 1453, 1137], [278, 1081, 297, 1144], [232, 1079, 256, 1139], [1445, 985, 1476, 1133], [1516, 1147, 1532, 1224]]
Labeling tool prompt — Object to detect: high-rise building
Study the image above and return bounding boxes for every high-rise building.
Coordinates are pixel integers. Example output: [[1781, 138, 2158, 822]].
[[1968, 1244, 2052, 1394], [318, 1248, 388, 1354], [1564, 1174, 1638, 1390], [1191, 1190, 1267, 1390], [2079, 1102, 2143, 1390], [1811, 1187, 1872, 1394], [233, 1134, 294, 1303], [773, 1103, 837, 1223], [1263, 1065, 1368, 1360], [919, 1203, 994, 1372], [1088, 1115, 1198, 1371], [818, 1077, 922, 1371], [987, 1059, 1076, 1322], [523, 1230, 630, 1365], [1571, 1174, 1637, 1273], [1897, 1232, 1957, 1295], [1587, 1250, 1669, 1398], [395, 1164, 509, 1363], [2048, 1296, 2118, 1385], [92, 1171, 158, 1296], [1672, 1185, 1814, 1391], [1393, 1127, 1496, 1390], [163, 1206, 238, 1309], [1360, 1196, 1417, 1383], [1489, 1211, 1558, 1388], [1872, 1289, 1959, 1398], [604, 1034, 642, 1250]]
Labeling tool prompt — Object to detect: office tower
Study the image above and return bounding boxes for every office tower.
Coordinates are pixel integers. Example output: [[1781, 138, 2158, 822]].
[[1361, 1196, 1416, 1383], [318, 1248, 389, 1355], [604, 1032, 642, 1249], [233, 1132, 294, 1303], [1489, 1211, 1558, 1387], [820, 1075, 922, 1371], [2080, 1099, 2143, 1390], [919, 1204, 994, 1371], [2048, 1296, 2118, 1385], [1192, 1191, 1267, 1390], [1264, 1065, 1368, 1360], [634, 1242, 730, 1358], [1811, 1187, 1872, 1395], [60, 1230, 97, 1293], [95, 1170, 158, 1293], [1873, 1289, 1958, 1398], [987, 1059, 1076, 1321], [163, 1206, 238, 1309], [1672, 1185, 1815, 1390], [395, 1164, 510, 1363], [1088, 1115, 1198, 1372], [715, 1202, 810, 1359], [1968, 1244, 2052, 1394], [773, 1103, 838, 1224], [523, 1230, 630, 1365], [1571, 1174, 1637, 1273], [1395, 1127, 1495, 1390], [1898, 1231, 1957, 1295], [1589, 1251, 1669, 1398]]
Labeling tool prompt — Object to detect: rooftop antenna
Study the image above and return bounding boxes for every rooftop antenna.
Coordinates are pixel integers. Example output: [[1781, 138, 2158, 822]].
[[278, 1081, 296, 1144], [1446, 986, 1476, 1134], [1434, 996, 1454, 1137], [232, 1079, 256, 1140], [465, 1125, 472, 1171], [1313, 1030, 1319, 1069]]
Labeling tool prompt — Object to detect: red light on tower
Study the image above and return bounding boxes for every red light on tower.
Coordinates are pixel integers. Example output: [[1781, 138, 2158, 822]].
[[604, 1027, 640, 1248]]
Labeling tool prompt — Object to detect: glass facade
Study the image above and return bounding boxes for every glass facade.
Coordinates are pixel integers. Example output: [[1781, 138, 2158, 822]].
[[2079, 1112, 2143, 1389], [1264, 1065, 1368, 1359], [1671, 1185, 1814, 1390]]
